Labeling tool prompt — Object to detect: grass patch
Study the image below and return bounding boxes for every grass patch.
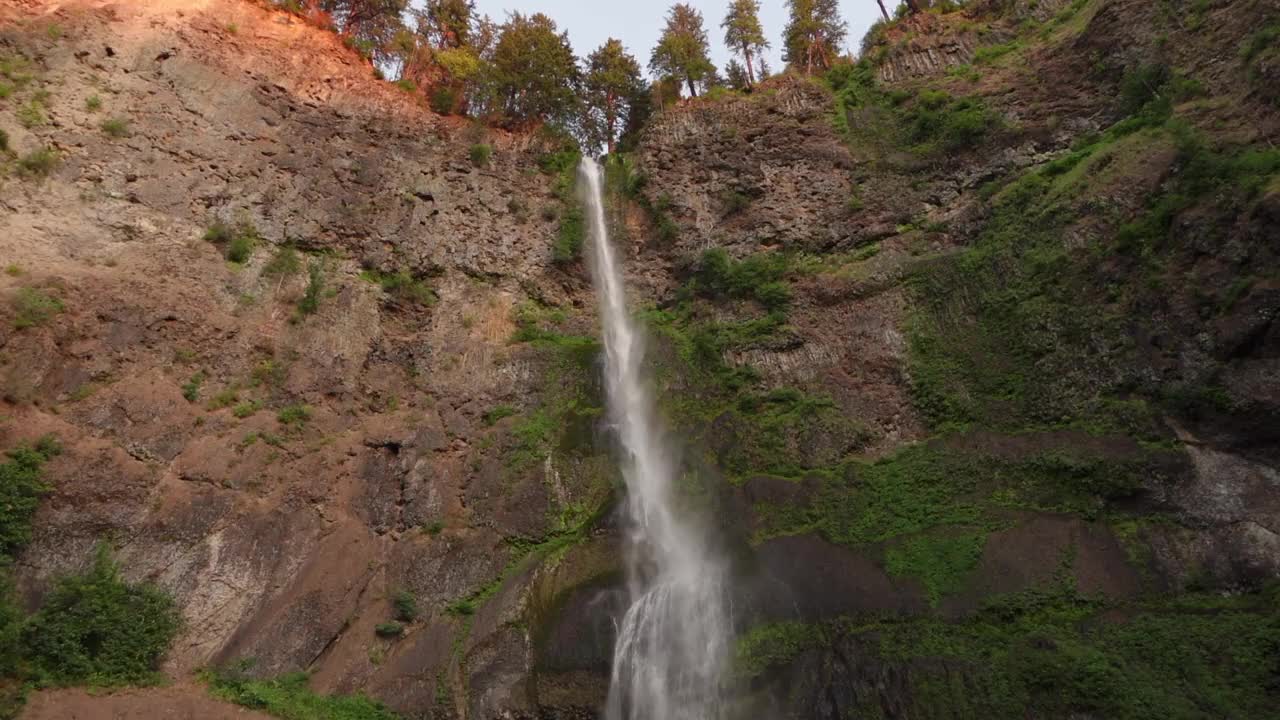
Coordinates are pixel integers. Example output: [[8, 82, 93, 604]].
[[16, 147, 58, 178], [12, 288, 63, 329], [469, 144, 492, 167], [207, 667, 400, 720], [361, 269, 436, 307], [884, 531, 987, 605], [85, 95, 101, 111], [99, 118, 130, 138], [276, 405, 311, 426], [204, 221, 258, 264], [295, 260, 325, 318], [482, 405, 517, 426], [262, 246, 301, 278]]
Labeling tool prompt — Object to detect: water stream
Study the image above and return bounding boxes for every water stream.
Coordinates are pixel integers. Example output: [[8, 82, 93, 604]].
[[579, 158, 731, 720]]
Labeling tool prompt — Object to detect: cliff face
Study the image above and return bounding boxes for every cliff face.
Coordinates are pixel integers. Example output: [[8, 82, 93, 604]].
[[1, 0, 1279, 719]]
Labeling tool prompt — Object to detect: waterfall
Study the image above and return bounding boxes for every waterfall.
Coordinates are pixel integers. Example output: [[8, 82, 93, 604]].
[[578, 158, 730, 720]]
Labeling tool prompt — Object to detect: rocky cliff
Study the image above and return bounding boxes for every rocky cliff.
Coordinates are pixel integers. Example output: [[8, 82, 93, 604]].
[[1, 0, 1278, 718]]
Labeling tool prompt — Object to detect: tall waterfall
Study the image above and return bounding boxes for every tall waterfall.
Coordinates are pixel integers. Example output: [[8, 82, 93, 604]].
[[579, 158, 730, 720]]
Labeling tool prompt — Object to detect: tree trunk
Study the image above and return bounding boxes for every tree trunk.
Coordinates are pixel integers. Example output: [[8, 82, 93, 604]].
[[876, 0, 891, 21], [686, 75, 698, 98], [905, 0, 923, 13], [744, 45, 756, 87], [606, 92, 617, 155]]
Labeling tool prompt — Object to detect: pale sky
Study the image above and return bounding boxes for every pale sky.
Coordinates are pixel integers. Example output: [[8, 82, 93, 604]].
[[458, 1, 888, 77]]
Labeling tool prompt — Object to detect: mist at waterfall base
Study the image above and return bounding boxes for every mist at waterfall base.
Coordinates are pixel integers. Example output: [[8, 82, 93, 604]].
[[579, 158, 732, 720]]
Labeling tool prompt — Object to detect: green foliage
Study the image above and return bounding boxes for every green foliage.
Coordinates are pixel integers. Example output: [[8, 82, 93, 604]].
[[390, 590, 418, 623], [181, 372, 205, 403], [11, 288, 63, 329], [22, 544, 180, 687], [582, 38, 645, 151], [232, 401, 261, 419], [650, 4, 716, 95], [276, 405, 311, 426], [393, 78, 415, 93], [0, 438, 59, 558], [482, 405, 517, 426], [16, 147, 57, 178], [263, 246, 301, 278], [207, 387, 239, 411], [901, 90, 1000, 153], [973, 40, 1021, 64], [553, 206, 584, 264], [362, 269, 436, 307], [85, 95, 101, 111], [884, 532, 987, 605], [738, 588, 1280, 718], [690, 248, 791, 311], [733, 621, 820, 678], [782, 0, 846, 74], [204, 221, 258, 264], [373, 622, 403, 638], [297, 260, 324, 316], [479, 13, 581, 128], [469, 143, 492, 167], [99, 118, 130, 138], [208, 668, 401, 720]]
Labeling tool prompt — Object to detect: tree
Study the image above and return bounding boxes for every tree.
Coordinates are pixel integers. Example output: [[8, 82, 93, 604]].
[[650, 4, 716, 98], [783, 0, 847, 74], [419, 0, 474, 48], [583, 39, 645, 153], [722, 0, 769, 87], [875, 0, 891, 21], [725, 59, 750, 91], [480, 13, 580, 129], [904, 0, 923, 13]]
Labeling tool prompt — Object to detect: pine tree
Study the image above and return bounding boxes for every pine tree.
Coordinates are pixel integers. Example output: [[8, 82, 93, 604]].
[[584, 39, 645, 153], [480, 13, 580, 129], [725, 59, 750, 91], [420, 0, 474, 48], [783, 0, 847, 73], [722, 0, 769, 87], [650, 4, 716, 98]]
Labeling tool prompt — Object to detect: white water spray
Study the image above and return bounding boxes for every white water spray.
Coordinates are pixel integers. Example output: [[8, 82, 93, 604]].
[[579, 158, 730, 720]]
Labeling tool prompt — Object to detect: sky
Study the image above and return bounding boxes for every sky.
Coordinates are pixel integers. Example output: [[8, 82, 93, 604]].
[[460, 1, 887, 78]]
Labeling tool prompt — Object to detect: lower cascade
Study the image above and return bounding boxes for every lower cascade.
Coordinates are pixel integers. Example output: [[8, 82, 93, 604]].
[[579, 158, 732, 720]]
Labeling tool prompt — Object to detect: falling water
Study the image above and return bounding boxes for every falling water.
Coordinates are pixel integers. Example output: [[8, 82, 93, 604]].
[[579, 158, 730, 720]]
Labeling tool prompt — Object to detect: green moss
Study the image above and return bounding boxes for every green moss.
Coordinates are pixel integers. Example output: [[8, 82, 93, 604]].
[[482, 405, 517, 426], [884, 531, 987, 606], [733, 621, 821, 678], [361, 269, 436, 307], [207, 668, 400, 720]]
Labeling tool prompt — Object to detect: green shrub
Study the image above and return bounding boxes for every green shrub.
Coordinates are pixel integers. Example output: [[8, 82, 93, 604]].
[[391, 590, 418, 623], [232, 401, 260, 419], [17, 102, 44, 128], [374, 622, 403, 638], [482, 405, 517, 426], [552, 207, 584, 264], [207, 388, 239, 410], [393, 78, 416, 93], [208, 668, 401, 720], [429, 86, 456, 115], [262, 246, 301, 278], [22, 544, 180, 687], [252, 359, 287, 388], [181, 372, 204, 402], [0, 437, 59, 558], [12, 288, 63, 329], [204, 221, 258, 264], [100, 118, 130, 138], [363, 269, 435, 307], [85, 95, 101, 111], [422, 521, 445, 535], [296, 260, 324, 316], [17, 147, 57, 178], [469, 144, 492, 167], [277, 405, 311, 426]]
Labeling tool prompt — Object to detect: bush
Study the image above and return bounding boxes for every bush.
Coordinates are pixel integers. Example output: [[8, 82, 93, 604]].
[[374, 622, 403, 638], [85, 95, 101, 111], [393, 78, 415, 93], [391, 590, 418, 623], [100, 118, 130, 138], [364, 270, 435, 307], [17, 147, 57, 178], [429, 86, 456, 115], [482, 405, 517, 426], [22, 544, 180, 687], [263, 246, 301, 278], [181, 372, 204, 403], [12, 288, 63, 329], [277, 405, 311, 426], [0, 438, 59, 558], [469, 144, 492, 167], [204, 221, 258, 264], [552, 207, 584, 265], [296, 260, 324, 316]]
